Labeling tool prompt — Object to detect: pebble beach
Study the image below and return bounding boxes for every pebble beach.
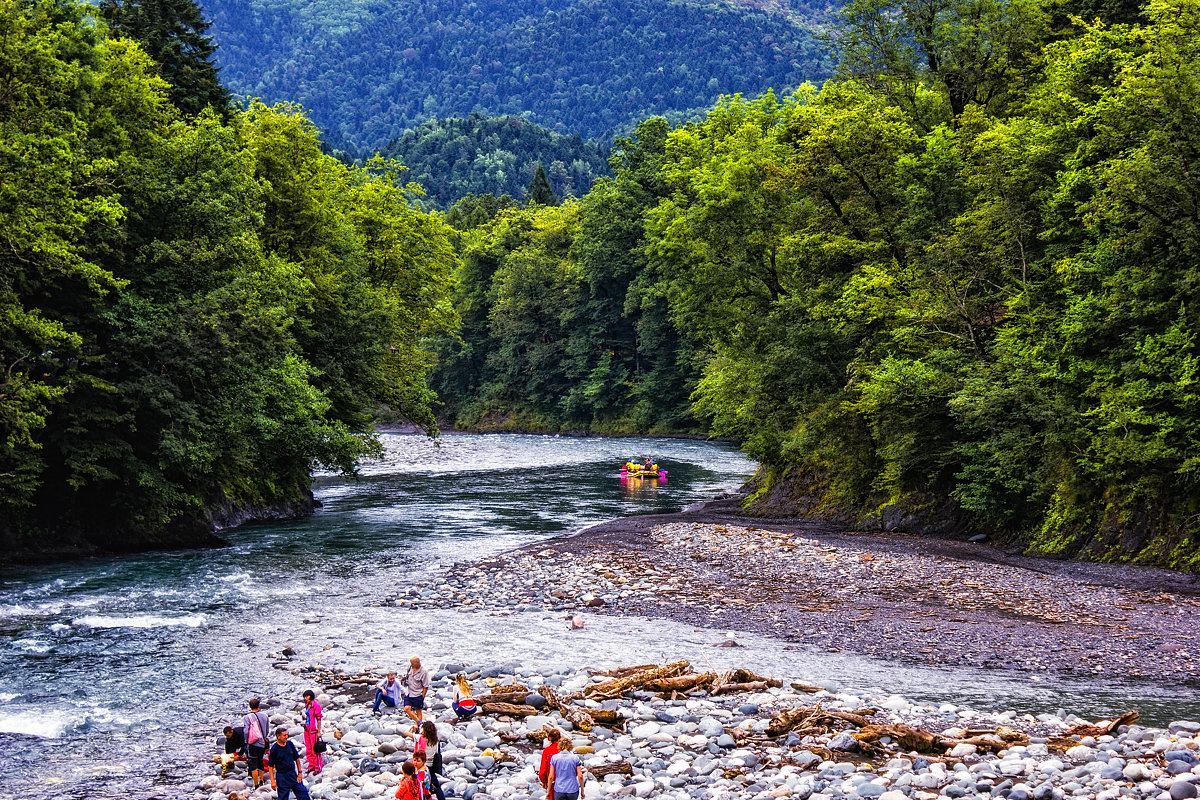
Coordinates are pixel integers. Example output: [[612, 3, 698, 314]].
[[189, 509, 1200, 800]]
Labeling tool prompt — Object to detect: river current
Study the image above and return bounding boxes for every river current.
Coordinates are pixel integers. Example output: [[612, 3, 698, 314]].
[[0, 434, 1196, 799]]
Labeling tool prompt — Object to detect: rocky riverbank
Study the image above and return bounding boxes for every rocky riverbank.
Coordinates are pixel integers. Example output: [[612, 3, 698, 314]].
[[193, 662, 1200, 800], [378, 509, 1200, 682]]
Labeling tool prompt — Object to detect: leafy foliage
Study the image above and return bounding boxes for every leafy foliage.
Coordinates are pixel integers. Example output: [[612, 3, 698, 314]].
[[378, 115, 607, 209], [0, 2, 455, 552], [204, 0, 834, 154]]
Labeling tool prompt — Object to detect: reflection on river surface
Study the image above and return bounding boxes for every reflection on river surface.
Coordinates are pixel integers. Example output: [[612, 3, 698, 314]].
[[0, 434, 1195, 800]]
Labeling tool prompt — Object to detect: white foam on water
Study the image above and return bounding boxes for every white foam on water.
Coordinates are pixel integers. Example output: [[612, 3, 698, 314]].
[[73, 614, 207, 629], [0, 693, 19, 702], [11, 638, 52, 654], [0, 708, 74, 738]]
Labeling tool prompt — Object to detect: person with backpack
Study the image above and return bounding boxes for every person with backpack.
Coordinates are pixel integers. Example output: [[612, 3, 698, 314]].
[[243, 698, 271, 788], [302, 689, 324, 774], [268, 727, 311, 800], [402, 656, 430, 723]]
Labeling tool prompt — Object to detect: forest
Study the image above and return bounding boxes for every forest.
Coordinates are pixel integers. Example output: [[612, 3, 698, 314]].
[[0, 0, 455, 555], [5, 0, 1200, 570], [425, 0, 1200, 569], [378, 114, 610, 209], [203, 0, 833, 154]]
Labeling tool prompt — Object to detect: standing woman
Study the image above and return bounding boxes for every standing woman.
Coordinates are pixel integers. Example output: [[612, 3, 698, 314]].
[[302, 689, 324, 774], [411, 721, 446, 800]]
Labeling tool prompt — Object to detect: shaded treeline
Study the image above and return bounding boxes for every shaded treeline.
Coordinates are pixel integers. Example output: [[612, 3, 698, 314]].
[[428, 0, 1200, 569], [0, 0, 456, 554]]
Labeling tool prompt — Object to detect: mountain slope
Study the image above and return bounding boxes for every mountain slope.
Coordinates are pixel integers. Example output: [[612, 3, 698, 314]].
[[380, 114, 610, 208], [205, 0, 833, 153]]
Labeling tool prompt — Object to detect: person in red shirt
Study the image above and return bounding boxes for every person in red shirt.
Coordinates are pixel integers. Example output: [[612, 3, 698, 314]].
[[394, 761, 423, 800], [538, 728, 562, 790]]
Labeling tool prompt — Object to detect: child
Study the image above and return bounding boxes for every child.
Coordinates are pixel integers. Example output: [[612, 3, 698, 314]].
[[394, 761, 423, 800]]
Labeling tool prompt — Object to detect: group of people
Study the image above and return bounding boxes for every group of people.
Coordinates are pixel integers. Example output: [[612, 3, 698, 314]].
[[219, 692, 324, 800], [217, 655, 585, 800]]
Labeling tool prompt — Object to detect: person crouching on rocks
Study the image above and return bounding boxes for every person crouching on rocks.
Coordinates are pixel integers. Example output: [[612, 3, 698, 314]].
[[268, 727, 310, 800], [301, 689, 323, 774], [546, 738, 584, 800], [538, 727, 562, 790], [452, 674, 477, 719], [216, 725, 246, 776], [374, 671, 402, 716], [394, 761, 422, 800]]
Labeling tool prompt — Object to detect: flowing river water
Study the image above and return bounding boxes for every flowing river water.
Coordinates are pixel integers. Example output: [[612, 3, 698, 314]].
[[0, 433, 1196, 800]]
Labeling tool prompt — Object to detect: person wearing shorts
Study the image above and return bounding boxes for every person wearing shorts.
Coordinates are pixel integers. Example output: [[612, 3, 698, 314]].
[[243, 698, 271, 788], [402, 656, 430, 723]]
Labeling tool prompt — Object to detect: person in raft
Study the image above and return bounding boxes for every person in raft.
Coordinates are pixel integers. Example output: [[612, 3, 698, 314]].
[[410, 721, 446, 800], [402, 655, 431, 723], [546, 737, 585, 800], [268, 727, 311, 800], [452, 674, 477, 718], [301, 689, 323, 774], [394, 760, 423, 800], [243, 697, 272, 788], [538, 727, 562, 790], [374, 671, 403, 716]]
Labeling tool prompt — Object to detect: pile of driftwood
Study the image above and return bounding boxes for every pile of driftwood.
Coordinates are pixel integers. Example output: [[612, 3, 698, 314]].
[[467, 661, 782, 732], [583, 661, 783, 700], [737, 704, 1141, 761]]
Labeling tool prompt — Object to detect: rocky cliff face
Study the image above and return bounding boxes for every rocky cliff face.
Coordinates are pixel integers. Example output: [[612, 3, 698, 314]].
[[738, 467, 971, 538]]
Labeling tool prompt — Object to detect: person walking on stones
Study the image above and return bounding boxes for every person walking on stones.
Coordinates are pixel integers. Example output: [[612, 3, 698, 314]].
[[394, 760, 423, 800], [411, 720, 446, 800], [268, 727, 310, 800], [301, 689, 323, 774], [538, 727, 562, 790], [546, 738, 584, 800], [452, 674, 477, 719], [243, 698, 271, 788], [374, 671, 403, 716], [402, 656, 430, 723]]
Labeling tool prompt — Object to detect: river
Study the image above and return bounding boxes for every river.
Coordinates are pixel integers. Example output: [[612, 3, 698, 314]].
[[0, 433, 1196, 800]]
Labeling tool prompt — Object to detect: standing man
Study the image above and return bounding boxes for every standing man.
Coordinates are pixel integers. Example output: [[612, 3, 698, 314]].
[[402, 656, 430, 723], [268, 727, 311, 800], [373, 671, 402, 716], [243, 698, 271, 788]]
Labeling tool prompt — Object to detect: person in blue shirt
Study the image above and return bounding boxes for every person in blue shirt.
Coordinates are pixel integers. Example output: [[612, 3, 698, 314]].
[[545, 738, 585, 800], [268, 728, 311, 800]]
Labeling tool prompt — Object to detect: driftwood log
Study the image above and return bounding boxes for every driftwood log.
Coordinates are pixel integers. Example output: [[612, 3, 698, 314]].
[[1062, 711, 1139, 738], [584, 661, 692, 699], [585, 662, 783, 700], [588, 761, 634, 777]]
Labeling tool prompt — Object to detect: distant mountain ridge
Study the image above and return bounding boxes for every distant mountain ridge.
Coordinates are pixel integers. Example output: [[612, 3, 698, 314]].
[[204, 0, 833, 154]]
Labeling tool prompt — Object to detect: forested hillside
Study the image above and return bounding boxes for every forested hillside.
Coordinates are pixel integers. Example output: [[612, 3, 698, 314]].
[[0, 0, 455, 557], [204, 0, 832, 154], [428, 0, 1200, 570], [379, 115, 610, 208]]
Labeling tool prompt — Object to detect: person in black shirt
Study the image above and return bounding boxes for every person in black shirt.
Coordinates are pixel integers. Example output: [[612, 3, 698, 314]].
[[216, 726, 246, 776], [268, 728, 310, 800]]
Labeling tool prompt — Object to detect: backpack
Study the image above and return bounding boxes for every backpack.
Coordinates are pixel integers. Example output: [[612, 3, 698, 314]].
[[247, 712, 264, 745]]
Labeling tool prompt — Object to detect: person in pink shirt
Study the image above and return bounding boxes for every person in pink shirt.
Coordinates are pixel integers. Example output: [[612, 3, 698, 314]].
[[302, 690, 324, 773]]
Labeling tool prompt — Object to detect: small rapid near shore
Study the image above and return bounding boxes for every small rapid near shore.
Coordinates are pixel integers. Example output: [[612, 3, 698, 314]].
[[0, 434, 1196, 800]]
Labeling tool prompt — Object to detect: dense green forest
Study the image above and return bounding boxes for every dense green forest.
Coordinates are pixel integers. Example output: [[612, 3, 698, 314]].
[[378, 114, 610, 209], [203, 0, 833, 154], [427, 0, 1200, 569], [0, 0, 455, 555]]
